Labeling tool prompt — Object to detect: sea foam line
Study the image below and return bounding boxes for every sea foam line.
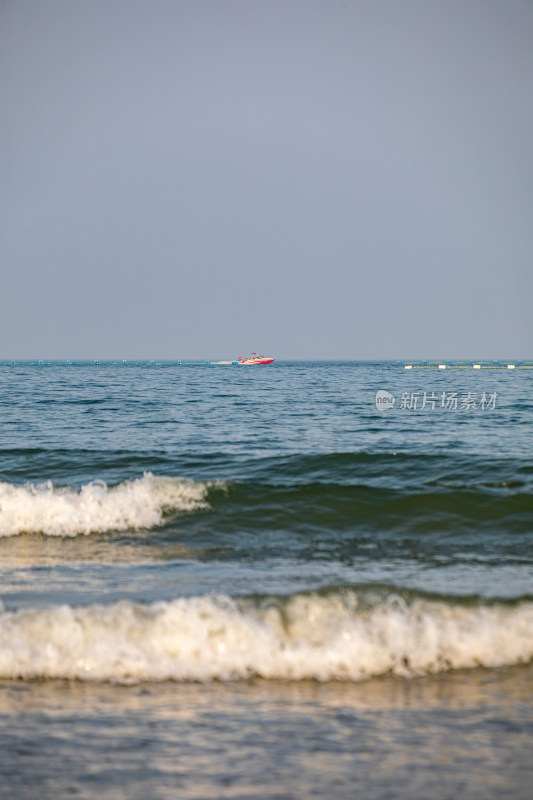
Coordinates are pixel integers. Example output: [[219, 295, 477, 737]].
[[0, 593, 532, 683], [0, 473, 214, 537]]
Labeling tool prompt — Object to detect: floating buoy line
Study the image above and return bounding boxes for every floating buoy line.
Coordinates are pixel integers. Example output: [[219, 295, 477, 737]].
[[398, 361, 533, 370]]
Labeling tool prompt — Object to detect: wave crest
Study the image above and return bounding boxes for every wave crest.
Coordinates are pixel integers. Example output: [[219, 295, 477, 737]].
[[0, 474, 213, 537], [0, 592, 532, 683]]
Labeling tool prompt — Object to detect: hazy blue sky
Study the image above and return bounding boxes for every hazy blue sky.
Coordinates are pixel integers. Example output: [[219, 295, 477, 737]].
[[1, 0, 532, 359]]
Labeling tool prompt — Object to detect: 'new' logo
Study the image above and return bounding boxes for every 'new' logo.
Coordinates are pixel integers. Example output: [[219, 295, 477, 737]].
[[375, 390, 395, 412]]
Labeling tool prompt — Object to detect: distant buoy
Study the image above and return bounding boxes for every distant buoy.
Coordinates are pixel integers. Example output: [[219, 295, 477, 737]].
[[94, 360, 100, 365]]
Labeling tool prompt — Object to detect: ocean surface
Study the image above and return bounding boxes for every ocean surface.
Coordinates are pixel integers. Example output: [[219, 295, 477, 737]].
[[0, 360, 531, 799]]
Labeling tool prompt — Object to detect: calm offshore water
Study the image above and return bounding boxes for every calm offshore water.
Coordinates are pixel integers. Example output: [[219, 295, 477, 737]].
[[0, 361, 532, 799]]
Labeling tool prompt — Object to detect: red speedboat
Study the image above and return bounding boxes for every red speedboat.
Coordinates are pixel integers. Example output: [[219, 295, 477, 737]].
[[237, 353, 275, 365]]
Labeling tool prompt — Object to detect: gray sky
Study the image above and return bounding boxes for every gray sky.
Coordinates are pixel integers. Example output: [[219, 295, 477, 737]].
[[1, 0, 532, 359]]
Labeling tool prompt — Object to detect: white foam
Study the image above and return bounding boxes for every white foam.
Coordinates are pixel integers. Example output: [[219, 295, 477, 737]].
[[0, 474, 213, 537], [0, 593, 531, 683]]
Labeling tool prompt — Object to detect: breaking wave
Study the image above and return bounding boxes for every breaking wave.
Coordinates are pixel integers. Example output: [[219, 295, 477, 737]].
[[0, 474, 214, 537], [1, 590, 532, 683]]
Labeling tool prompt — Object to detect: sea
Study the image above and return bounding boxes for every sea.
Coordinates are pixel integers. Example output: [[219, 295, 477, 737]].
[[0, 360, 531, 799]]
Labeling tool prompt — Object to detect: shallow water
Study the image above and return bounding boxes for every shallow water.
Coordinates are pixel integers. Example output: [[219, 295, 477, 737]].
[[1, 669, 532, 800]]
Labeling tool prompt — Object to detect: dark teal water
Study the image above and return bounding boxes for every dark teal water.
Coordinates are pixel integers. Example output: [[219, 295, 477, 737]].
[[0, 361, 532, 798]]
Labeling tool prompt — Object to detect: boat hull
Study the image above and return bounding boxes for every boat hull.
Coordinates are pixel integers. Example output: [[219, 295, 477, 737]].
[[238, 357, 275, 365]]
